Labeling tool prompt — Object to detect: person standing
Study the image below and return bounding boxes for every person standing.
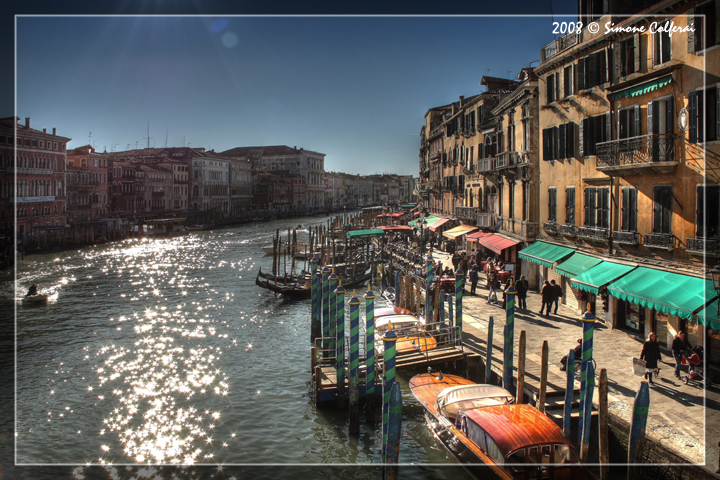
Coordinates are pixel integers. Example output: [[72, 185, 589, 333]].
[[470, 265, 479, 295], [540, 281, 552, 315], [451, 251, 461, 271], [640, 332, 662, 385], [515, 275, 529, 310], [459, 252, 468, 286], [550, 279, 562, 314], [487, 273, 500, 304], [672, 331, 691, 379]]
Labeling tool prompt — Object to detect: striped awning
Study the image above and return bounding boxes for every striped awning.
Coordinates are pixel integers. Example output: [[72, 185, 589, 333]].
[[570, 261, 637, 295], [476, 234, 519, 255], [609, 75, 673, 100], [518, 241, 574, 268], [554, 253, 603, 279], [429, 218, 451, 232]]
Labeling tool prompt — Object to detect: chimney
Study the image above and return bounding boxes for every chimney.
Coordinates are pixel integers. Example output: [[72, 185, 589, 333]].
[[25, 118, 30, 128], [52, 128, 56, 135], [43, 128, 46, 133], [459, 96, 465, 107]]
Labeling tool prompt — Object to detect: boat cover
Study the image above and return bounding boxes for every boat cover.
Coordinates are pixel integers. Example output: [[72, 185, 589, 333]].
[[437, 385, 514, 418]]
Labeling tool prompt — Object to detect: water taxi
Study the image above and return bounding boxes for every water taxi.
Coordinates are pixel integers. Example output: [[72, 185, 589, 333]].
[[375, 314, 437, 355], [409, 372, 595, 480]]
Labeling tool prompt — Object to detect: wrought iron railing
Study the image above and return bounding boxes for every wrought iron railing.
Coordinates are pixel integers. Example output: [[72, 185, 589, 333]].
[[543, 222, 558, 234], [429, 151, 441, 161], [644, 233, 675, 249], [477, 158, 492, 173], [686, 237, 720, 255], [541, 32, 580, 62], [596, 134, 676, 168], [455, 206, 479, 222], [477, 212, 497, 229], [558, 224, 577, 236], [576, 226, 610, 241], [493, 151, 520, 170], [612, 231, 640, 245]]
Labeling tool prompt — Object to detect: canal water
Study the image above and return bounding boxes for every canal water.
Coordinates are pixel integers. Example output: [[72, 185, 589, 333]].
[[2, 215, 475, 480]]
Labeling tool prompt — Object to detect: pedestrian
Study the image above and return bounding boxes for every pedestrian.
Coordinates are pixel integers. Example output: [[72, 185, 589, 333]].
[[451, 251, 461, 271], [475, 249, 483, 267], [640, 332, 662, 385], [540, 280, 552, 315], [671, 331, 691, 379], [459, 252, 468, 285], [550, 279, 562, 314], [470, 265, 479, 295], [487, 273, 500, 304], [515, 275, 529, 309]]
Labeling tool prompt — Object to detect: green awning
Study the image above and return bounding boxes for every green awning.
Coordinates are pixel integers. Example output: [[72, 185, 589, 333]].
[[609, 75, 672, 100], [570, 262, 637, 295], [346, 228, 386, 239], [696, 300, 720, 331], [606, 267, 714, 320], [401, 204, 417, 209], [518, 241, 574, 269], [554, 253, 603, 279], [408, 215, 441, 228]]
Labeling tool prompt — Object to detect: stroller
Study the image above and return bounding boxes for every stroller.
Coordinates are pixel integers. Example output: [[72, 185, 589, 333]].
[[681, 345, 713, 387]]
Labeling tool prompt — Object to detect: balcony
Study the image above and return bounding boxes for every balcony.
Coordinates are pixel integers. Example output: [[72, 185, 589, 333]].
[[455, 206, 478, 223], [558, 224, 577, 237], [541, 31, 580, 63], [429, 151, 441, 161], [576, 226, 610, 242], [543, 222, 558, 235], [686, 237, 720, 257], [596, 134, 677, 176], [644, 233, 676, 251], [613, 230, 640, 246], [477, 158, 492, 173], [493, 151, 520, 170]]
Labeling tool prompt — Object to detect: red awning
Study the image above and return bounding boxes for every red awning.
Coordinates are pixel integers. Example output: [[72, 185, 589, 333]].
[[379, 225, 413, 233], [476, 234, 520, 254], [465, 231, 494, 242], [413, 211, 421, 218], [429, 217, 451, 232], [389, 211, 406, 218]]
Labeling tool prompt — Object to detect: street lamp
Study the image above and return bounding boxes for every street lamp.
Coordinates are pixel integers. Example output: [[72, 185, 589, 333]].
[[710, 265, 720, 314]]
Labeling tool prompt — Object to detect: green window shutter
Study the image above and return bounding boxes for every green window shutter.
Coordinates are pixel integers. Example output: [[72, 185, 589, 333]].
[[566, 122, 576, 158], [558, 124, 566, 159], [621, 188, 629, 231], [689, 91, 698, 144], [578, 58, 586, 90], [634, 105, 641, 137], [614, 44, 622, 81], [688, 9, 696, 53]]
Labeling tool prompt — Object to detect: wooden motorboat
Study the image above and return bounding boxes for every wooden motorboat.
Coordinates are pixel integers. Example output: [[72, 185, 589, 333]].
[[22, 293, 49, 305], [188, 224, 212, 231], [374, 306, 413, 318], [375, 314, 437, 355], [255, 268, 372, 298], [262, 241, 309, 256], [409, 372, 595, 480]]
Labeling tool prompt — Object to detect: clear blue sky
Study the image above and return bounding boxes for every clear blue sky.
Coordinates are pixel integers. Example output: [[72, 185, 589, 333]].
[[15, 12, 578, 176]]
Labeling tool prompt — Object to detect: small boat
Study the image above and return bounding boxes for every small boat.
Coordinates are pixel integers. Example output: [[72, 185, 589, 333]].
[[375, 314, 437, 355], [188, 224, 212, 231], [262, 241, 309, 256], [22, 293, 49, 305], [252, 217, 266, 222], [409, 372, 595, 480]]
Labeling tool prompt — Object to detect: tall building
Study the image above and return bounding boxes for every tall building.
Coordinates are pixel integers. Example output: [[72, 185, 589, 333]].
[[1, 117, 71, 241]]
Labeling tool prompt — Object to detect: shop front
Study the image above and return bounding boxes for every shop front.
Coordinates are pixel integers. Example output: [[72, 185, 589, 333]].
[[517, 241, 574, 291]]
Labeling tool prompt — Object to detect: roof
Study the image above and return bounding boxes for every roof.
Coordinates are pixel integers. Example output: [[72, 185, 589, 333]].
[[476, 234, 519, 255], [464, 404, 568, 457], [220, 145, 326, 158], [606, 267, 716, 321]]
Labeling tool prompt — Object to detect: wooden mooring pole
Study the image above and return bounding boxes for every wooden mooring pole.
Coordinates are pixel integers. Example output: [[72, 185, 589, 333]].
[[599, 368, 609, 480], [485, 315, 494, 384], [627, 382, 650, 480], [335, 281, 346, 406], [517, 330, 526, 403], [382, 330, 398, 463], [563, 347, 576, 438], [539, 340, 548, 414], [383, 382, 402, 480]]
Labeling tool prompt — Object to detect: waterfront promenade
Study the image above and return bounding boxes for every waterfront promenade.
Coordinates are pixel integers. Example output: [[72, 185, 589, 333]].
[[429, 250, 720, 476]]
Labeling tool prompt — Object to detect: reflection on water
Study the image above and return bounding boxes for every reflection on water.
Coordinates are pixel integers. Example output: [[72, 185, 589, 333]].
[[4, 218, 472, 480]]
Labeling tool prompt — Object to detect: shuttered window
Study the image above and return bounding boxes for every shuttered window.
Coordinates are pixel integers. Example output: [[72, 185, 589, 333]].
[[697, 185, 720, 238], [652, 185, 673, 234], [548, 187, 557, 223], [565, 187, 575, 224], [579, 50, 607, 90], [621, 187, 638, 232], [653, 27, 672, 65], [689, 87, 720, 143], [689, 2, 719, 53], [547, 74, 556, 103], [584, 187, 610, 228], [564, 66, 573, 97]]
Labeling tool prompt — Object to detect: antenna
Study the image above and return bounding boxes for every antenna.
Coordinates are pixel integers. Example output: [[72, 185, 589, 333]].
[[145, 120, 152, 149], [135, 141, 139, 149], [165, 128, 168, 148], [88, 132, 92, 145]]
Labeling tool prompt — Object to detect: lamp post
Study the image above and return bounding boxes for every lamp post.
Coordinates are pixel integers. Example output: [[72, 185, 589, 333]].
[[711, 265, 720, 315]]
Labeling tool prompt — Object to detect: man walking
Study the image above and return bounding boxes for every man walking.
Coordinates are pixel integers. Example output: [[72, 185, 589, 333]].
[[550, 279, 562, 314], [515, 275, 529, 310], [540, 280, 552, 315], [672, 331, 690, 378], [487, 272, 500, 304], [470, 265, 479, 295]]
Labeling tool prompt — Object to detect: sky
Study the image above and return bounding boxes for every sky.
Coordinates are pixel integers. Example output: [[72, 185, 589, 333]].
[[12, 5, 580, 176]]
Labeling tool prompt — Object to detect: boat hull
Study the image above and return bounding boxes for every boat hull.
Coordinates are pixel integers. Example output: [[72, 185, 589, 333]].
[[22, 294, 49, 305]]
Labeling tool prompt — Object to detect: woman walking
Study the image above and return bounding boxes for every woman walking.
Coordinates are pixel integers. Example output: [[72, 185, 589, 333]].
[[640, 332, 662, 385]]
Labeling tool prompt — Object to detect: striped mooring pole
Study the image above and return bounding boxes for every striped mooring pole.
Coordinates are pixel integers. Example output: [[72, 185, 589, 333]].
[[438, 290, 445, 326], [503, 279, 516, 391], [627, 382, 650, 480], [349, 290, 361, 433], [310, 257, 320, 342], [364, 285, 376, 422], [426, 252, 434, 322], [335, 281, 346, 398], [382, 329, 398, 463], [383, 382, 402, 480], [581, 359, 595, 461], [394, 270, 400, 307], [485, 315, 494, 384], [322, 266, 331, 355], [578, 305, 596, 444], [563, 347, 576, 438], [329, 269, 339, 356], [455, 269, 463, 347]]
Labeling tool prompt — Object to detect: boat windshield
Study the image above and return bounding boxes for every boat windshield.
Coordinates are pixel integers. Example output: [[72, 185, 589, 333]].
[[375, 316, 424, 335], [437, 385, 514, 419]]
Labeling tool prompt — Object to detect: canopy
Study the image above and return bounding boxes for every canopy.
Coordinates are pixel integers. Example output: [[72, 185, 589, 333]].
[[408, 215, 440, 228], [554, 253, 603, 279], [609, 75, 673, 100], [465, 231, 494, 242], [401, 204, 417, 209], [346, 228, 386, 239], [476, 234, 519, 255], [696, 300, 720, 331], [606, 267, 716, 321], [379, 225, 413, 234], [518, 241, 574, 268], [429, 217, 451, 232], [443, 224, 479, 239], [570, 261, 637, 295]]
